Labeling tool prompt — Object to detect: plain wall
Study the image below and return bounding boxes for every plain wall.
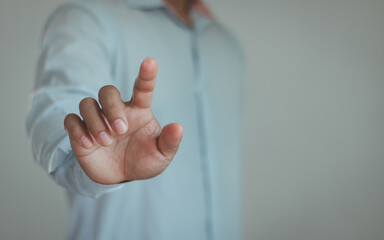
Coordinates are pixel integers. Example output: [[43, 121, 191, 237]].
[[0, 0, 383, 239]]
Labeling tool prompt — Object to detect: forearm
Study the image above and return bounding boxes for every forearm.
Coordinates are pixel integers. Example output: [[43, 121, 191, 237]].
[[26, 3, 123, 196], [27, 87, 123, 198]]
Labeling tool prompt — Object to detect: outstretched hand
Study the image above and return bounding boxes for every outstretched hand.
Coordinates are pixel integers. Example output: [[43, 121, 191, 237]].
[[64, 58, 183, 185]]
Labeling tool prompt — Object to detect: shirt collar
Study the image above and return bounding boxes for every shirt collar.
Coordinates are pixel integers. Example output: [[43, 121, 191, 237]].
[[126, 0, 164, 9], [125, 0, 214, 20]]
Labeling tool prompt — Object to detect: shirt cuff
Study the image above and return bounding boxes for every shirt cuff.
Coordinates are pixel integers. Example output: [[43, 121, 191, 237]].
[[73, 157, 125, 198], [52, 151, 125, 198]]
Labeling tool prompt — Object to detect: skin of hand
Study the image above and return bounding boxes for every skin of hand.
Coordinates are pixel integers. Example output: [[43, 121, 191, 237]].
[[64, 58, 183, 185]]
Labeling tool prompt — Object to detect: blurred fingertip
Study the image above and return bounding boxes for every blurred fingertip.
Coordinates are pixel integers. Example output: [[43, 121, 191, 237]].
[[142, 57, 157, 70]]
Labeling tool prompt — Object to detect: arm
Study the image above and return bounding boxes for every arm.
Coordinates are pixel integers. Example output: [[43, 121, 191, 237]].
[[26, 4, 182, 198], [26, 4, 122, 197]]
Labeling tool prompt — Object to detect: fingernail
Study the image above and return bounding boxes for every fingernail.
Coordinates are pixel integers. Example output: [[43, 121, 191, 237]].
[[113, 119, 127, 134], [80, 136, 93, 149], [143, 57, 154, 68], [99, 131, 112, 146]]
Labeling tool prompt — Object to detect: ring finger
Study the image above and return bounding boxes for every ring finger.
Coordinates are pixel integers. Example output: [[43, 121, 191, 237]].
[[79, 97, 113, 147]]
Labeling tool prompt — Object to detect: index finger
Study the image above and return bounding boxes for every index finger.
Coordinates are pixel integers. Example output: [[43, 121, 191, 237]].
[[130, 57, 158, 108]]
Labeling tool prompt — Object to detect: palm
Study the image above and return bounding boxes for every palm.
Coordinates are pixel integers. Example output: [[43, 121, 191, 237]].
[[65, 58, 183, 185]]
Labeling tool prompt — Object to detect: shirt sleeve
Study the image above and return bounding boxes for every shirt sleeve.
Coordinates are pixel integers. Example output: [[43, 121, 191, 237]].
[[26, 3, 123, 198]]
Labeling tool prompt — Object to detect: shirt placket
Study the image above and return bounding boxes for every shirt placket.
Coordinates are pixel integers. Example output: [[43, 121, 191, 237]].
[[160, 5, 215, 239], [190, 26, 214, 240]]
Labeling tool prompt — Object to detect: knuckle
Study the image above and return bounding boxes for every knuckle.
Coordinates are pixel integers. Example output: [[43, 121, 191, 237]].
[[79, 97, 97, 109], [99, 85, 119, 98], [134, 82, 153, 93], [64, 113, 76, 124], [64, 113, 78, 130]]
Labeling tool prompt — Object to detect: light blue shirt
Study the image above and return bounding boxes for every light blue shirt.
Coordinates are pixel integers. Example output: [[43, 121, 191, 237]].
[[26, 0, 244, 239]]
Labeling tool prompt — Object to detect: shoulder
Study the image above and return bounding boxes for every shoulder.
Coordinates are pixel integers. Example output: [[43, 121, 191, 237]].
[[45, 0, 116, 26], [46, 0, 150, 32], [42, 0, 127, 45]]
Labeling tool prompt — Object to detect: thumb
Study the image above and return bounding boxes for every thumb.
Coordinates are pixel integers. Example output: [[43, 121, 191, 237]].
[[157, 123, 183, 160]]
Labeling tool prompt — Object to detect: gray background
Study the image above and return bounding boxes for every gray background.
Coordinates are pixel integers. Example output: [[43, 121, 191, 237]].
[[0, 0, 383, 239]]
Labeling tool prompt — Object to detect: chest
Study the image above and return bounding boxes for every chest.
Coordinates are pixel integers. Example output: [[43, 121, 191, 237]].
[[109, 8, 242, 121]]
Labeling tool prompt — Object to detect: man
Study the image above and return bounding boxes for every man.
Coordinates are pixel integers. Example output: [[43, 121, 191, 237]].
[[26, 0, 244, 239]]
